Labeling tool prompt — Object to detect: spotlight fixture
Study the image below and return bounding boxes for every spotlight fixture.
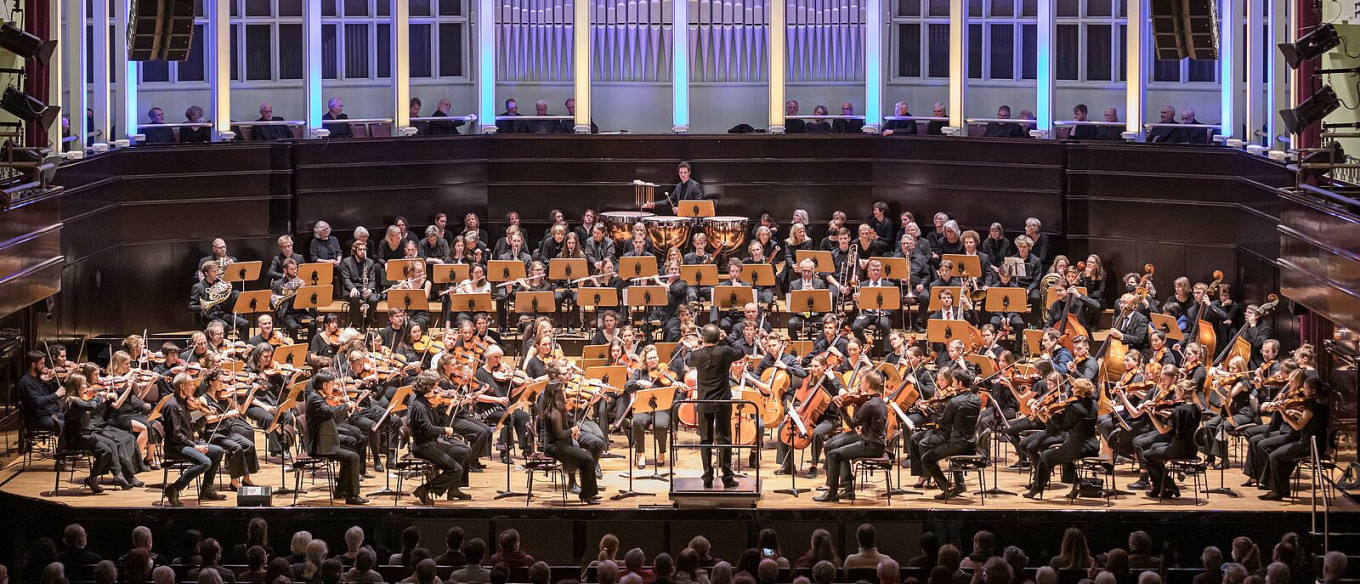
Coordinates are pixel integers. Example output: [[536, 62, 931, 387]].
[[0, 23, 57, 66], [1, 86, 60, 131], [1280, 85, 1339, 135], [1279, 23, 1340, 70]]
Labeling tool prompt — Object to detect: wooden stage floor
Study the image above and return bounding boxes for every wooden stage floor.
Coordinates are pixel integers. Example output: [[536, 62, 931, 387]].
[[2, 428, 1352, 513]]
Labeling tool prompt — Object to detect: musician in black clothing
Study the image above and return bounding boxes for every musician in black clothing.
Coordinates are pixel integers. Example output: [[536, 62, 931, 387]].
[[309, 315, 343, 366], [1024, 378, 1099, 499], [1107, 294, 1151, 351], [304, 370, 368, 505], [672, 161, 706, 202], [851, 259, 896, 354], [774, 355, 844, 478], [19, 350, 64, 433], [475, 345, 532, 459], [272, 259, 313, 338], [916, 367, 982, 499], [1258, 378, 1330, 500], [434, 353, 493, 474], [1100, 351, 1150, 461], [539, 361, 602, 504], [191, 261, 247, 328], [407, 371, 473, 505], [1199, 356, 1255, 469], [61, 374, 123, 492], [805, 318, 850, 367], [623, 346, 683, 468], [814, 371, 888, 502], [198, 370, 261, 490], [985, 265, 1027, 337], [1239, 304, 1274, 368], [340, 241, 384, 329], [691, 324, 746, 488], [268, 235, 306, 282], [1068, 336, 1100, 382], [1141, 379, 1201, 499], [161, 374, 228, 507], [1046, 284, 1100, 330], [787, 260, 830, 339]]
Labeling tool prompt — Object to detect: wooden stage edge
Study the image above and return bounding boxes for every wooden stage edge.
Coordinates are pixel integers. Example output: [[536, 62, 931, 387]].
[[2, 429, 1355, 515]]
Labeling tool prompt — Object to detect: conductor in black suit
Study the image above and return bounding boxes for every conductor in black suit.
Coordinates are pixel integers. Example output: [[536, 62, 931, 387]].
[[305, 370, 368, 505]]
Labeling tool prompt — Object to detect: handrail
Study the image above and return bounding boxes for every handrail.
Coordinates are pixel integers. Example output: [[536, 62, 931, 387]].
[[231, 120, 306, 126], [495, 115, 573, 120], [136, 122, 214, 129], [410, 114, 478, 122], [321, 118, 394, 125], [965, 118, 1030, 124], [1310, 436, 1332, 552], [786, 115, 865, 120], [1143, 122, 1222, 128], [884, 116, 949, 121], [1052, 121, 1126, 126]]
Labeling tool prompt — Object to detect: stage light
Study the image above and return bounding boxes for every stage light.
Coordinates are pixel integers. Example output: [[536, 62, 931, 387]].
[[0, 23, 57, 67], [1, 86, 59, 131], [1280, 85, 1339, 135], [1279, 23, 1339, 69]]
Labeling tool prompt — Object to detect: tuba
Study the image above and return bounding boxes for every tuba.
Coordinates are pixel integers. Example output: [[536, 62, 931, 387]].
[[201, 279, 232, 315]]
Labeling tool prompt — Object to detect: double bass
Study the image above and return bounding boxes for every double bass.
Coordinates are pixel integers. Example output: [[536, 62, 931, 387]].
[[1054, 266, 1090, 353], [1213, 294, 1280, 366], [1099, 264, 1154, 383], [1193, 270, 1224, 360]]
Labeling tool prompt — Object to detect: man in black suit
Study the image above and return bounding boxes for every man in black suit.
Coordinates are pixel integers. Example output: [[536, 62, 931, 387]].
[[323, 97, 353, 138], [982, 106, 1025, 138], [141, 107, 175, 144], [268, 235, 306, 282], [834, 101, 866, 134], [340, 240, 384, 329], [559, 98, 598, 134], [305, 370, 368, 505], [407, 372, 472, 504], [914, 367, 982, 499], [1107, 293, 1151, 351], [851, 259, 896, 354], [161, 374, 227, 506], [496, 98, 523, 134], [248, 102, 294, 141], [18, 350, 63, 433], [190, 261, 247, 328], [881, 101, 918, 135], [784, 101, 806, 133], [1178, 108, 1210, 144], [672, 161, 706, 203], [1146, 105, 1179, 143], [691, 324, 747, 488], [1069, 104, 1102, 140], [428, 98, 466, 135], [787, 259, 829, 339]]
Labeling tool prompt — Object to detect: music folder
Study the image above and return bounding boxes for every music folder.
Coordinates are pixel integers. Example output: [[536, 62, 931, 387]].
[[233, 290, 273, 314], [680, 264, 719, 287], [985, 287, 1029, 313], [1148, 313, 1185, 341], [795, 250, 834, 273], [584, 365, 630, 391], [675, 200, 715, 218], [292, 285, 333, 310], [224, 261, 262, 283]]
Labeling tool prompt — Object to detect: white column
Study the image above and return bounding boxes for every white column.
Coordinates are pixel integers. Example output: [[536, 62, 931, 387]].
[[302, 0, 323, 137], [113, 0, 138, 143], [64, 0, 87, 152], [477, 0, 496, 133], [392, 0, 410, 135], [672, 0, 689, 132], [947, 0, 966, 131], [768, 0, 786, 133], [1267, 0, 1289, 147], [864, 0, 882, 133], [1218, 0, 1238, 138], [1245, 0, 1265, 144], [572, 0, 591, 133], [211, 0, 233, 140], [1035, 0, 1055, 135], [1125, 0, 1145, 138], [90, 0, 110, 147], [47, 0, 64, 149]]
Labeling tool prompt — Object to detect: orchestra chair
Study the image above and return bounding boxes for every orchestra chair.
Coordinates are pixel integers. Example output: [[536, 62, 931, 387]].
[[1160, 457, 1207, 505], [1014, 429, 1043, 475], [289, 454, 336, 506], [157, 454, 205, 507], [944, 454, 990, 504], [1224, 397, 1263, 467], [1073, 457, 1116, 506], [19, 424, 58, 470], [50, 446, 94, 497], [1290, 433, 1339, 502], [523, 452, 564, 506], [853, 454, 896, 504], [392, 424, 433, 506]]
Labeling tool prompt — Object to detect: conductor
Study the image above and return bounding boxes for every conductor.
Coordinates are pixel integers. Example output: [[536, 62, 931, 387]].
[[690, 323, 746, 488]]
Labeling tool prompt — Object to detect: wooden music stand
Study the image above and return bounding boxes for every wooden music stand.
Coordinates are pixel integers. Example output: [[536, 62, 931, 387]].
[[223, 261, 262, 284], [549, 258, 589, 282], [581, 344, 609, 360], [985, 287, 1029, 313], [233, 290, 274, 315], [789, 340, 814, 357], [1023, 329, 1045, 354], [579, 358, 606, 370], [430, 263, 470, 285], [714, 285, 755, 311], [795, 250, 834, 273], [272, 343, 307, 368], [654, 342, 679, 363], [1045, 286, 1088, 308], [298, 263, 334, 287], [1149, 313, 1185, 341], [874, 257, 910, 281], [789, 289, 832, 315], [147, 394, 174, 422], [856, 286, 901, 312], [680, 264, 719, 287], [450, 292, 493, 314], [387, 289, 430, 314], [675, 200, 715, 218], [293, 285, 333, 311], [877, 362, 905, 386], [739, 264, 776, 288], [513, 379, 548, 404], [514, 291, 557, 313], [625, 285, 668, 310], [942, 254, 982, 279], [374, 385, 413, 427], [487, 260, 527, 283], [578, 287, 619, 313], [584, 365, 630, 390], [385, 258, 424, 282], [631, 386, 676, 416], [928, 286, 963, 311], [927, 319, 981, 347], [965, 354, 997, 377], [266, 380, 308, 434], [619, 256, 659, 280]]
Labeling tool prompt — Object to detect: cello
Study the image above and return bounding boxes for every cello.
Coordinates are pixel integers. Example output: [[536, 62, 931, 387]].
[[779, 369, 834, 451], [1213, 294, 1279, 367]]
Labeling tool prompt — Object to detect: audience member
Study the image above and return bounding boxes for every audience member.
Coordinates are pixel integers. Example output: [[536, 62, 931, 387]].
[[1127, 533, 1161, 572], [939, 545, 968, 584], [408, 559, 439, 584], [690, 537, 720, 569], [293, 539, 329, 583], [529, 562, 551, 584], [596, 534, 621, 565], [490, 529, 535, 569], [1137, 572, 1162, 584], [58, 524, 101, 572], [181, 105, 211, 143], [188, 539, 237, 583], [1230, 538, 1262, 576], [1146, 106, 1179, 143], [656, 554, 678, 584], [390, 527, 422, 567], [756, 559, 778, 584], [249, 102, 294, 141], [143, 107, 175, 144], [879, 559, 901, 584], [341, 548, 382, 583], [1002, 547, 1031, 584], [796, 529, 841, 569], [339, 527, 365, 566], [1321, 552, 1347, 584], [240, 546, 270, 583], [1223, 564, 1248, 584], [983, 106, 1025, 138], [320, 560, 344, 584], [845, 524, 891, 570], [428, 98, 466, 135], [882, 102, 917, 136], [436, 527, 467, 568], [834, 102, 865, 134], [909, 533, 941, 569], [231, 518, 274, 565], [811, 561, 838, 584], [676, 550, 710, 584], [930, 566, 956, 584], [599, 561, 621, 584], [757, 529, 790, 570], [451, 539, 490, 584], [287, 532, 313, 566], [323, 97, 353, 138], [1194, 547, 1224, 584], [961, 531, 996, 570], [153, 565, 176, 584], [1265, 564, 1290, 584], [710, 561, 733, 584], [1036, 567, 1058, 584], [981, 557, 1014, 584]]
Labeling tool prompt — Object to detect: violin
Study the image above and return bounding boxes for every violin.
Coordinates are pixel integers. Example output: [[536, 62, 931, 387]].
[[412, 335, 446, 354], [267, 330, 293, 347]]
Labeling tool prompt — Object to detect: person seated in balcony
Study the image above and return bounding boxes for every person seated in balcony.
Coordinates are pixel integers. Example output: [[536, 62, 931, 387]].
[[785, 101, 806, 133], [1146, 105, 1179, 143], [248, 102, 294, 141], [1069, 104, 1101, 140], [805, 106, 833, 134], [983, 105, 1026, 138], [323, 97, 353, 138], [141, 107, 175, 144], [834, 101, 865, 134], [522, 100, 559, 134], [180, 106, 211, 143], [428, 98, 467, 135], [558, 98, 598, 134], [1098, 107, 1124, 141], [881, 101, 917, 135], [496, 98, 524, 134], [927, 103, 948, 135], [1179, 108, 1210, 144]]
